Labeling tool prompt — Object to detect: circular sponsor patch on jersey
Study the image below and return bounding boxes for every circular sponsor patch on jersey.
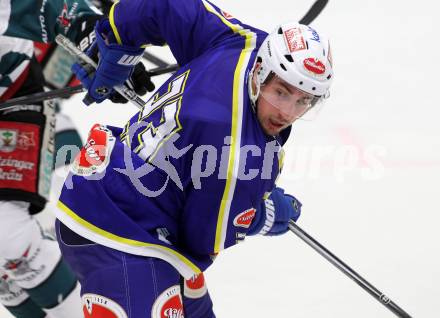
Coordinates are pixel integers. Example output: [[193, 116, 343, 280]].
[[184, 273, 207, 299], [151, 285, 184, 318], [82, 293, 128, 318]]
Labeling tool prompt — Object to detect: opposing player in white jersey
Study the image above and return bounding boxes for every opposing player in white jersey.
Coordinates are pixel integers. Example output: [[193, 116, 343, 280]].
[[0, 0, 155, 317]]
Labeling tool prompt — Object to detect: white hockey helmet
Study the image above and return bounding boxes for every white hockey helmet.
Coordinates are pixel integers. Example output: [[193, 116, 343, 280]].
[[249, 22, 333, 105]]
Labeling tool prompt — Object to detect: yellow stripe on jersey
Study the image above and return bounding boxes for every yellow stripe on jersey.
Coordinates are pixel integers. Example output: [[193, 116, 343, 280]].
[[109, 2, 122, 45], [57, 200, 201, 276], [201, 1, 257, 253]]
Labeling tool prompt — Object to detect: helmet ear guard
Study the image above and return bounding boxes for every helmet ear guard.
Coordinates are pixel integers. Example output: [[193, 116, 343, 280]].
[[249, 22, 333, 102]]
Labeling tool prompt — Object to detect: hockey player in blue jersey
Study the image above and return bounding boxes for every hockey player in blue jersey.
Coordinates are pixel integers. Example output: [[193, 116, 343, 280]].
[[56, 0, 334, 316]]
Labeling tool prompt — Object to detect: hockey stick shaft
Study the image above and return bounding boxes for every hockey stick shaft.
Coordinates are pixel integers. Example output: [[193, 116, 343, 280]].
[[0, 85, 85, 111], [143, 51, 170, 68], [0, 63, 179, 110], [289, 221, 412, 317], [299, 0, 329, 24]]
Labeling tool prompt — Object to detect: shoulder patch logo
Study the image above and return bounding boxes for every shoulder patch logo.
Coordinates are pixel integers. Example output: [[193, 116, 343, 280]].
[[233, 208, 256, 228], [82, 293, 128, 318], [71, 124, 115, 176]]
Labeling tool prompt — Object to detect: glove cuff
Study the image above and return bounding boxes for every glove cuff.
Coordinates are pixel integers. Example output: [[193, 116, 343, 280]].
[[247, 199, 275, 236]]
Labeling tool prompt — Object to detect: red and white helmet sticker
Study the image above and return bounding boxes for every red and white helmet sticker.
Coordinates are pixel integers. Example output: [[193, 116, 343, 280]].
[[151, 285, 184, 318], [233, 208, 256, 228], [283, 27, 307, 53], [303, 58, 326, 75], [184, 273, 207, 299], [82, 294, 128, 318], [71, 124, 115, 176]]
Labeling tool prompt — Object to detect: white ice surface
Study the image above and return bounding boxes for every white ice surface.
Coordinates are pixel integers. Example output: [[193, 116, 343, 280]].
[[2, 0, 439, 317]]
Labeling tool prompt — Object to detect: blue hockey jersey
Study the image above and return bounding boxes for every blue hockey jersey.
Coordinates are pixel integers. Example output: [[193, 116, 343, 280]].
[[56, 0, 289, 279]]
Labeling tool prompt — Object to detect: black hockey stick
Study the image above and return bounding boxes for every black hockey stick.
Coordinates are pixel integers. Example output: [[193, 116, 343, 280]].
[[0, 86, 85, 111], [0, 63, 179, 110], [140, 0, 328, 73], [140, 0, 329, 71], [299, 0, 329, 24], [289, 220, 412, 317]]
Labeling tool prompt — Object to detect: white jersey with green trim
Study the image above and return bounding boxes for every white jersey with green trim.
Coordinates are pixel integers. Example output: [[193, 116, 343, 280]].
[[0, 35, 33, 98]]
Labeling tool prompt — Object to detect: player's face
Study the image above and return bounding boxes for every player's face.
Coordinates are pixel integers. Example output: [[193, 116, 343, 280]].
[[256, 76, 315, 136]]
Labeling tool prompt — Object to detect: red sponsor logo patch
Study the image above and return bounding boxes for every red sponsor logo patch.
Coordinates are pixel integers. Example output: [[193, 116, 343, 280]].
[[16, 132, 36, 150], [233, 208, 256, 228], [284, 27, 307, 53], [303, 58, 326, 75], [82, 294, 128, 318], [152, 286, 184, 318], [0, 121, 40, 193], [72, 124, 115, 176]]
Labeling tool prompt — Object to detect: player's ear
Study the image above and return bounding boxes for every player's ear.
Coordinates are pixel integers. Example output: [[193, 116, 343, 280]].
[[251, 62, 262, 94], [254, 62, 261, 73]]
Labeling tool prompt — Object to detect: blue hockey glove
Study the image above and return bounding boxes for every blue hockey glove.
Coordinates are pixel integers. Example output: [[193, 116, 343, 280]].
[[71, 19, 144, 105], [248, 187, 302, 236]]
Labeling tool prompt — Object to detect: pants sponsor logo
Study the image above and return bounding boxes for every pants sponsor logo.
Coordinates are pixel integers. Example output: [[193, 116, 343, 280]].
[[152, 285, 184, 318], [82, 293, 128, 318], [0, 274, 26, 303], [2, 245, 45, 284]]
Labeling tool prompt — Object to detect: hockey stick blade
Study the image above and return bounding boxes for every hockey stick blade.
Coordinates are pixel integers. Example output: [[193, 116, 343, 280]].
[[289, 220, 412, 317], [299, 0, 329, 25]]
